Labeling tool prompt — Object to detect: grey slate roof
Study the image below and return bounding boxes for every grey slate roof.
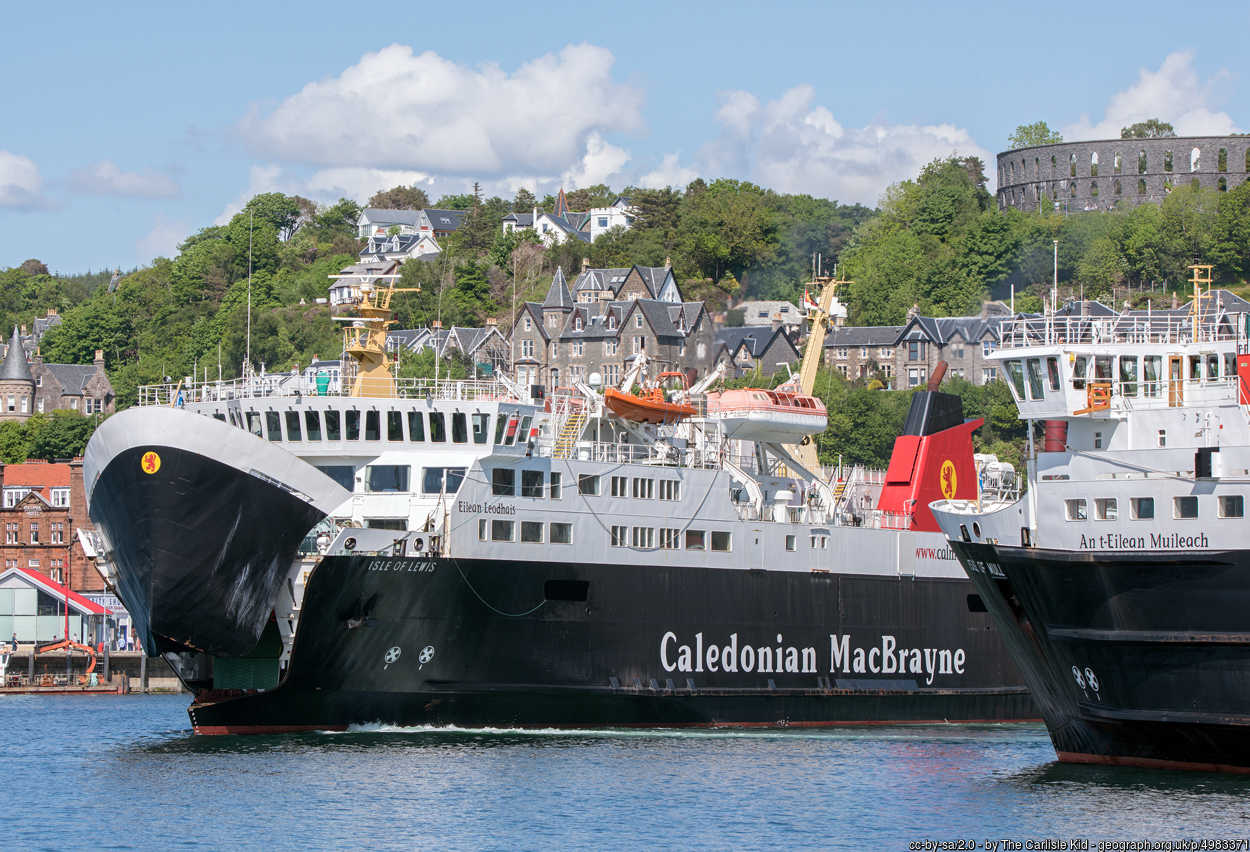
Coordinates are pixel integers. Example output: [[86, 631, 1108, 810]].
[[425, 209, 467, 231], [717, 325, 787, 358], [825, 326, 905, 348], [503, 212, 534, 227], [542, 268, 574, 310], [0, 327, 33, 383], [44, 363, 96, 395], [361, 233, 426, 257], [362, 208, 422, 226], [573, 267, 632, 295]]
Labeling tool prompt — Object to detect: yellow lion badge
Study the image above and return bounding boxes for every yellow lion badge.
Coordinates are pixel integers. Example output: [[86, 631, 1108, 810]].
[[939, 459, 957, 499], [141, 451, 161, 475]]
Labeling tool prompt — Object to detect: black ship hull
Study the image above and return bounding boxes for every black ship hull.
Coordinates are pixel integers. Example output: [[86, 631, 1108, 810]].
[[190, 554, 1035, 733], [85, 408, 347, 657], [952, 541, 1250, 773]]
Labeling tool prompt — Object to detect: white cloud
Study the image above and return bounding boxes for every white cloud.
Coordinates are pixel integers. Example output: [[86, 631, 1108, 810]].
[[303, 167, 433, 202], [240, 43, 643, 177], [1063, 52, 1239, 140], [136, 216, 190, 261], [666, 85, 990, 206], [69, 160, 179, 199], [639, 153, 699, 189], [0, 151, 49, 210], [561, 132, 630, 188]]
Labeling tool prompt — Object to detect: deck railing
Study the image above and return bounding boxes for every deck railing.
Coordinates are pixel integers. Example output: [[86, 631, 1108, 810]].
[[997, 311, 1244, 350], [138, 376, 515, 407]]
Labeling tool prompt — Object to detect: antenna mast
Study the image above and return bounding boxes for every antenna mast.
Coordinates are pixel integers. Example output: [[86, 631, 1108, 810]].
[[245, 210, 253, 374]]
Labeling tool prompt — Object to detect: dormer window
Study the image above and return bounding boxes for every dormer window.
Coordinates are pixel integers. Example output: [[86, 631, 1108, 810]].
[[574, 315, 584, 331], [635, 315, 643, 329]]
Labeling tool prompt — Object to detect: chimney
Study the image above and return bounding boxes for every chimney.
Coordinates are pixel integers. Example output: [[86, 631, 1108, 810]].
[[433, 320, 442, 330], [906, 303, 919, 319], [664, 255, 672, 269], [581, 256, 590, 272], [1171, 291, 1178, 310], [771, 311, 784, 333], [46, 308, 56, 317], [486, 318, 498, 327], [94, 350, 105, 370]]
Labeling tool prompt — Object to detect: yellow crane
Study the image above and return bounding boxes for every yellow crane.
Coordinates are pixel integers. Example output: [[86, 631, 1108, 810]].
[[780, 275, 850, 473], [334, 278, 421, 397]]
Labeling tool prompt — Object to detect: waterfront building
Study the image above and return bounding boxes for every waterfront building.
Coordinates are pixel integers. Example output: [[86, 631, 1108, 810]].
[[0, 459, 101, 593]]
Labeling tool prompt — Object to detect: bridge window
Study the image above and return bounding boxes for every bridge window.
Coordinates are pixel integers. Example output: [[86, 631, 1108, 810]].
[[1142, 355, 1161, 397], [325, 410, 341, 440], [710, 531, 732, 552], [429, 412, 446, 442], [521, 521, 544, 543], [1065, 499, 1087, 521], [491, 520, 515, 542], [1095, 498, 1117, 521], [1207, 353, 1220, 379], [492, 467, 516, 496], [550, 523, 572, 544], [1025, 358, 1045, 399], [1219, 495, 1244, 519], [364, 410, 380, 440], [1072, 355, 1088, 390], [1046, 356, 1061, 392], [1004, 360, 1026, 399], [521, 470, 544, 498], [1131, 497, 1154, 520], [471, 412, 490, 444], [1094, 356, 1112, 381], [304, 410, 321, 441], [265, 411, 281, 442], [1119, 356, 1138, 397], [1173, 496, 1198, 520], [407, 411, 425, 441], [284, 410, 302, 441], [387, 410, 403, 441], [452, 412, 468, 443], [578, 474, 600, 496], [685, 529, 706, 551], [366, 465, 409, 493]]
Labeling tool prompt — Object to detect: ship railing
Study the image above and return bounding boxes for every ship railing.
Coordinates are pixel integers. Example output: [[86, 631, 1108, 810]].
[[137, 376, 515, 406], [997, 312, 1243, 350]]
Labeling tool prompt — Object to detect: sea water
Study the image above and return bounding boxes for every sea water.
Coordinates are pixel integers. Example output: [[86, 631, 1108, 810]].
[[1, 694, 1247, 850]]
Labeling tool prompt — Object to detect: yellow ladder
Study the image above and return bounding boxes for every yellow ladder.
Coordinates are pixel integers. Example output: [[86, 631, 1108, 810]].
[[553, 402, 588, 459]]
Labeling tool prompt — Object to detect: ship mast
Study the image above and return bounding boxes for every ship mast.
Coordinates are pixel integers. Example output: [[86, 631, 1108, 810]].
[[335, 277, 419, 397], [1189, 263, 1212, 342]]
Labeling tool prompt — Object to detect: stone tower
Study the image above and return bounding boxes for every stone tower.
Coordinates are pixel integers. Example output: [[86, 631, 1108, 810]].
[[0, 326, 34, 422]]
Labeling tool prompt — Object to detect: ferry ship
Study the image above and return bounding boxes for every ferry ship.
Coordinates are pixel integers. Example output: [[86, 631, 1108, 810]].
[[85, 275, 1035, 733], [932, 266, 1250, 773]]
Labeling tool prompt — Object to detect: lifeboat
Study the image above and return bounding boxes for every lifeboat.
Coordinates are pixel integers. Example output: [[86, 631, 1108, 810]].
[[604, 386, 696, 424], [705, 388, 827, 442]]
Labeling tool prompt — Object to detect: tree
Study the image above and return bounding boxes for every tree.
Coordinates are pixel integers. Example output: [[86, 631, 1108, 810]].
[[1121, 119, 1176, 139], [433, 193, 476, 210], [677, 179, 777, 290], [564, 184, 615, 211], [368, 185, 429, 210], [1007, 121, 1063, 150], [512, 188, 536, 213], [241, 193, 304, 242], [19, 259, 49, 276]]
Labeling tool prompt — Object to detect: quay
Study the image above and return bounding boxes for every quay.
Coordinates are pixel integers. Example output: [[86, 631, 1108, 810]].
[[0, 645, 185, 694]]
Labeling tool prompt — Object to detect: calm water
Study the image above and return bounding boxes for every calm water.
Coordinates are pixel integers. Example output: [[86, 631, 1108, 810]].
[[2, 695, 1248, 850]]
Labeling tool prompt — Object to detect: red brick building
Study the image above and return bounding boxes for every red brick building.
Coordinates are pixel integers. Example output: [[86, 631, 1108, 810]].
[[0, 459, 100, 592]]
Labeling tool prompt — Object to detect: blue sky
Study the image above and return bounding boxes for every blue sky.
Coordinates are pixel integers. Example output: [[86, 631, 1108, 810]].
[[2, 0, 1246, 273]]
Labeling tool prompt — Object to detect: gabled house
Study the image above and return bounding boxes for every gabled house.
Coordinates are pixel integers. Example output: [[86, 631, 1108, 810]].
[[894, 306, 1010, 387], [0, 458, 99, 594], [356, 207, 467, 239], [825, 325, 905, 384], [500, 189, 637, 244], [328, 259, 401, 306], [360, 233, 441, 263], [572, 262, 682, 304], [734, 300, 806, 335], [1, 327, 114, 420], [716, 325, 801, 377], [511, 266, 714, 391], [586, 197, 635, 241]]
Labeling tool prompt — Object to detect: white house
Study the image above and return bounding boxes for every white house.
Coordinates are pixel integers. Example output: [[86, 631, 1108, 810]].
[[587, 197, 635, 241], [356, 208, 468, 239], [360, 233, 441, 263]]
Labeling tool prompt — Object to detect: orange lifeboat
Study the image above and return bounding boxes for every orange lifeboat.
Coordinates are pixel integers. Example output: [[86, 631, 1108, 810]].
[[705, 388, 827, 441], [604, 372, 696, 424], [604, 387, 696, 424]]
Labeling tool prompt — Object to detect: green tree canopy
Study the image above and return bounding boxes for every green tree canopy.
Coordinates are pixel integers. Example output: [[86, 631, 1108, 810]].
[[1121, 119, 1176, 139], [1007, 121, 1063, 149], [368, 185, 430, 209]]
